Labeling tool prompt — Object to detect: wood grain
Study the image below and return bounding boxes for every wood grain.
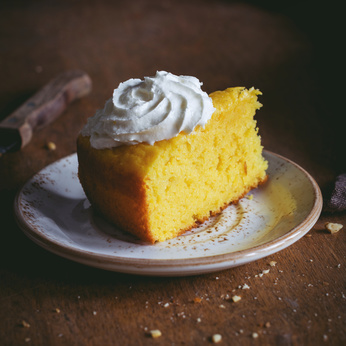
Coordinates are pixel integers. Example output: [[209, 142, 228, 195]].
[[0, 1, 344, 345], [0, 70, 92, 148]]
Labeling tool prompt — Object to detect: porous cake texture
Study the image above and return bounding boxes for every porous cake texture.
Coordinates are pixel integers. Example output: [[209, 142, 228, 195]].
[[77, 87, 268, 243]]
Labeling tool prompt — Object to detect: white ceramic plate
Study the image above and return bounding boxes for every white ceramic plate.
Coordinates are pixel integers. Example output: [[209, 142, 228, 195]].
[[14, 151, 322, 276]]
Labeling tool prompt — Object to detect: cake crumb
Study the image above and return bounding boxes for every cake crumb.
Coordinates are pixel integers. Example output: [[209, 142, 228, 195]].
[[242, 283, 250, 289], [325, 222, 343, 234], [46, 141, 56, 151], [269, 261, 277, 267], [262, 269, 270, 274], [55, 308, 61, 313], [149, 329, 162, 338], [232, 295, 241, 302], [265, 322, 271, 328], [21, 320, 30, 328], [252, 332, 259, 339], [193, 297, 202, 303], [211, 334, 222, 343]]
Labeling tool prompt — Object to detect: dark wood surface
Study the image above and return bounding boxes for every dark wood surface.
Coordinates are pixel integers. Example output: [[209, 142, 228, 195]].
[[0, 70, 91, 150], [0, 1, 344, 345]]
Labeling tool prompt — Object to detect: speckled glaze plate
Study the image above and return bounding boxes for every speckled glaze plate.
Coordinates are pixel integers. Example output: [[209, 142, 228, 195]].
[[14, 151, 322, 276]]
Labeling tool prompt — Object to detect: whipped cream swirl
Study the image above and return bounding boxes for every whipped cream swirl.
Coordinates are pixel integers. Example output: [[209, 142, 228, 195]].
[[81, 71, 215, 148]]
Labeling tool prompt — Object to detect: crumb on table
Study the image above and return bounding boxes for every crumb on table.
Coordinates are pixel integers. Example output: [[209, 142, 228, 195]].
[[232, 295, 241, 302], [149, 329, 162, 338], [211, 334, 222, 343], [325, 222, 343, 234], [46, 141, 56, 151], [269, 261, 277, 267], [21, 320, 30, 328]]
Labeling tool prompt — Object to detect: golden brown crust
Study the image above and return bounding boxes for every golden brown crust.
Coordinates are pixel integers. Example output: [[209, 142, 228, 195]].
[[77, 134, 156, 243]]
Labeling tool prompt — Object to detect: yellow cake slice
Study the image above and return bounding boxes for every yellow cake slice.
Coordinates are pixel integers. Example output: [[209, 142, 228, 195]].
[[77, 86, 268, 243]]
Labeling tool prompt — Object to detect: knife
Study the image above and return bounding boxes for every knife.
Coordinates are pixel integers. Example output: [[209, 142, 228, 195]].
[[0, 70, 92, 155]]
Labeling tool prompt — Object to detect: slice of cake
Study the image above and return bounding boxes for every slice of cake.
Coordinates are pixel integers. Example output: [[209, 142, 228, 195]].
[[77, 71, 268, 243]]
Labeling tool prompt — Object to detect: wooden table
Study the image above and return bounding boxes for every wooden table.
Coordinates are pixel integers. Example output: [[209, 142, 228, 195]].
[[1, 1, 344, 345]]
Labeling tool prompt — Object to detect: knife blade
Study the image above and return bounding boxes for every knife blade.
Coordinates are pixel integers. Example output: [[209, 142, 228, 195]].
[[0, 70, 92, 155]]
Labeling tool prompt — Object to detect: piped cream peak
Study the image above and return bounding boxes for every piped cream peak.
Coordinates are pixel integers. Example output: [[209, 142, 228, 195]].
[[81, 71, 215, 148]]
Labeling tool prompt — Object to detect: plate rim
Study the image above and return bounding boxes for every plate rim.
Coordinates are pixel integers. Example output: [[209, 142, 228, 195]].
[[14, 150, 323, 274]]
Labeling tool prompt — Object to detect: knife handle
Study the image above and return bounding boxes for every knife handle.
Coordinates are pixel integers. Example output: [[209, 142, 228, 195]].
[[0, 70, 92, 148]]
